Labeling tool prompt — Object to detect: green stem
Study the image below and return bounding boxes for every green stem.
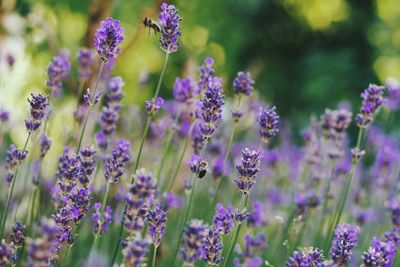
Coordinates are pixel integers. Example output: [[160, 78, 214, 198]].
[[165, 122, 194, 192], [29, 186, 39, 225], [151, 245, 158, 267], [88, 235, 99, 262], [0, 133, 30, 238], [76, 62, 105, 153], [102, 183, 111, 211], [221, 194, 248, 267], [111, 52, 170, 266], [171, 141, 208, 266]]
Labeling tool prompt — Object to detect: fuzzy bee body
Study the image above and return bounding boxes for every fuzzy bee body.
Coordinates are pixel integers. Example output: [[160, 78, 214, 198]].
[[143, 17, 161, 34], [197, 160, 208, 179]]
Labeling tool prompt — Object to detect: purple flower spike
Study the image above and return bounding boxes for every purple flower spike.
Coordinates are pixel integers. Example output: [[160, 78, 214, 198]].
[[79, 147, 96, 185], [330, 224, 360, 265], [77, 48, 94, 79], [198, 57, 215, 91], [147, 200, 168, 247], [285, 248, 324, 267], [46, 51, 71, 96], [173, 77, 197, 103], [122, 236, 150, 266], [107, 76, 125, 104], [386, 199, 400, 227], [361, 237, 396, 267], [0, 239, 14, 266], [257, 106, 279, 143], [213, 203, 235, 235], [247, 201, 267, 228], [104, 139, 131, 183], [235, 148, 261, 194], [234, 233, 266, 267], [56, 151, 82, 194], [145, 97, 164, 116], [4, 144, 28, 185], [25, 93, 50, 133], [355, 84, 385, 128], [385, 77, 400, 111], [10, 221, 25, 249], [92, 202, 113, 235], [181, 219, 208, 264], [158, 3, 182, 53], [0, 108, 10, 123], [199, 76, 225, 139], [94, 17, 124, 62], [233, 71, 254, 96], [39, 134, 52, 159], [200, 225, 223, 265], [320, 109, 352, 140]]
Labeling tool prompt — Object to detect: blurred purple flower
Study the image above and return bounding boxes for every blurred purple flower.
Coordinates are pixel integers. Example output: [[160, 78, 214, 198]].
[[235, 148, 261, 194], [77, 48, 94, 80], [92, 203, 113, 235], [46, 51, 71, 97], [355, 84, 385, 128], [330, 224, 360, 265], [233, 71, 254, 96]]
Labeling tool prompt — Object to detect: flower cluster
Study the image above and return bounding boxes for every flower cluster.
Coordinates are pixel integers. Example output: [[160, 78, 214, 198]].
[[92, 203, 113, 235], [25, 93, 50, 133], [198, 57, 215, 91], [79, 147, 96, 185], [235, 148, 261, 194], [104, 139, 131, 183], [159, 3, 182, 53], [173, 77, 197, 103], [122, 236, 150, 266], [4, 144, 28, 185], [286, 247, 324, 267], [329, 224, 360, 265], [145, 97, 165, 116], [0, 240, 14, 266], [355, 84, 385, 128], [146, 199, 168, 247], [46, 51, 71, 96], [234, 233, 266, 267], [94, 17, 124, 62], [181, 219, 208, 264], [213, 203, 247, 234], [257, 106, 279, 143], [76, 48, 94, 80], [200, 225, 224, 265], [361, 237, 396, 267], [233, 71, 254, 96]]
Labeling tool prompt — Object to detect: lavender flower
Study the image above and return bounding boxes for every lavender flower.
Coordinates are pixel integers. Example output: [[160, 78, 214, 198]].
[[79, 147, 96, 185], [198, 57, 215, 91], [104, 139, 131, 183], [0, 240, 13, 266], [68, 187, 92, 223], [234, 233, 266, 267], [94, 17, 124, 62], [77, 48, 94, 79], [233, 71, 254, 96], [145, 97, 164, 116], [27, 218, 60, 266], [257, 106, 279, 143], [286, 247, 324, 267], [107, 76, 125, 104], [92, 203, 113, 235], [158, 3, 182, 53], [181, 219, 208, 264], [173, 77, 197, 103], [122, 236, 149, 266], [320, 109, 352, 140], [200, 225, 223, 265], [0, 108, 10, 122], [6, 53, 15, 68], [247, 201, 267, 227], [39, 134, 52, 159], [56, 150, 82, 194], [235, 148, 261, 194], [295, 191, 321, 216], [4, 144, 28, 185], [10, 221, 25, 248], [386, 199, 400, 227], [361, 237, 396, 267], [147, 200, 167, 247], [213, 203, 235, 234], [355, 84, 385, 128], [25, 93, 50, 133], [99, 106, 119, 136], [46, 51, 71, 96], [385, 77, 400, 111], [330, 224, 360, 265], [199, 77, 225, 138]]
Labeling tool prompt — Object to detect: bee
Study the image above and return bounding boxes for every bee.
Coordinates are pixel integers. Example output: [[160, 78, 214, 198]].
[[197, 160, 208, 179], [143, 17, 161, 35]]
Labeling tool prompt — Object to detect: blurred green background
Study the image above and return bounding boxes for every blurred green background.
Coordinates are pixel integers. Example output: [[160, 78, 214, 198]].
[[1, 0, 399, 138]]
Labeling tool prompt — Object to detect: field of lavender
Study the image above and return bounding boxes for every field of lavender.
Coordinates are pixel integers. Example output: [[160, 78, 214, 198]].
[[1, 2, 400, 267]]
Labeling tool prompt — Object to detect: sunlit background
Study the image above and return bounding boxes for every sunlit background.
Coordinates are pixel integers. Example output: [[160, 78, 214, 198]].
[[1, 0, 399, 146]]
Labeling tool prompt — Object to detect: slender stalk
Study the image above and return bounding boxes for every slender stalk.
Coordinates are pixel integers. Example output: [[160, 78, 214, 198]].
[[171, 141, 208, 266], [29, 186, 39, 225], [221, 193, 248, 267], [165, 123, 194, 192], [0, 133, 30, 238], [151, 245, 158, 267], [111, 52, 170, 266], [88, 235, 99, 262], [76, 62, 105, 153], [102, 183, 111, 210]]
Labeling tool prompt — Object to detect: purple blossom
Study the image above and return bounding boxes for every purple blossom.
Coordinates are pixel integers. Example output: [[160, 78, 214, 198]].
[[247, 201, 267, 227], [92, 203, 113, 235], [385, 77, 400, 111], [233, 71, 254, 96], [198, 57, 215, 91], [147, 200, 167, 247], [56, 151, 82, 194], [213, 203, 235, 234], [200, 225, 223, 265], [39, 134, 52, 159], [107, 76, 125, 104], [4, 144, 28, 185], [122, 236, 150, 266], [158, 3, 182, 53], [355, 84, 385, 128], [94, 17, 124, 62], [0, 108, 10, 122], [295, 191, 321, 216], [68, 187, 92, 223], [104, 139, 131, 183], [384, 228, 400, 246], [320, 109, 352, 140], [165, 191, 182, 209], [79, 147, 96, 185], [361, 237, 396, 267], [181, 219, 208, 264], [257, 106, 280, 143], [0, 239, 14, 266], [145, 97, 164, 116], [234, 233, 266, 267], [188, 154, 204, 174], [192, 122, 205, 155], [330, 224, 360, 265], [199, 76, 225, 138], [25, 93, 50, 133], [235, 148, 261, 194], [76, 48, 94, 79], [46, 51, 71, 96], [173, 77, 197, 103], [99, 105, 119, 136], [387, 199, 400, 227], [83, 89, 101, 106], [6, 53, 15, 68], [10, 221, 25, 248]]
